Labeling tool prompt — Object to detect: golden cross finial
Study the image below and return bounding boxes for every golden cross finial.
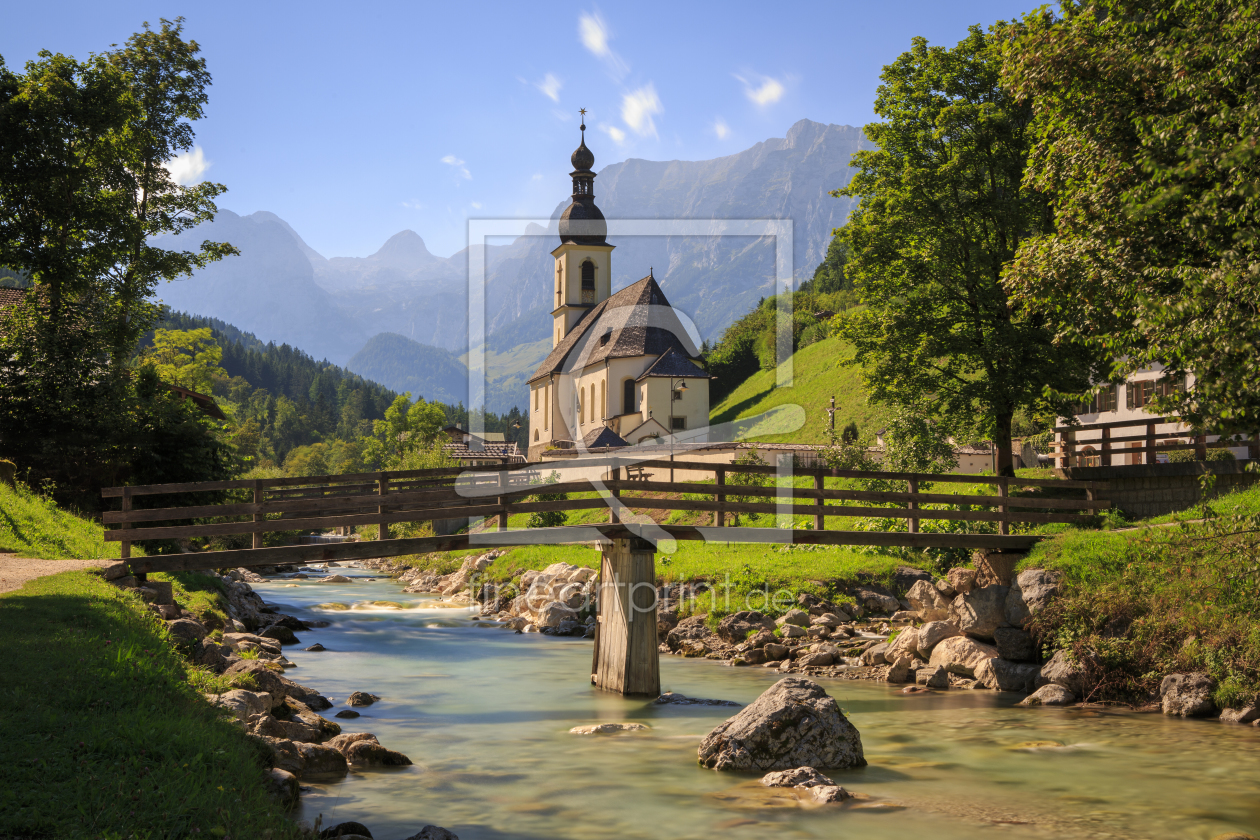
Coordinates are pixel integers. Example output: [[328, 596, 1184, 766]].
[[579, 108, 587, 119]]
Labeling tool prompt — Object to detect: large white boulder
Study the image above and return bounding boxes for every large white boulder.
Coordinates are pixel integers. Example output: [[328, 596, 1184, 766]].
[[905, 580, 950, 621], [927, 635, 999, 677], [916, 620, 961, 657], [1005, 569, 1061, 628], [950, 585, 1010, 640]]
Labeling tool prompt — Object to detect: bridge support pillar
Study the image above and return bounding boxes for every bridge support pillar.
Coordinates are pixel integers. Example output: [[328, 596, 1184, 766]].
[[592, 537, 659, 696]]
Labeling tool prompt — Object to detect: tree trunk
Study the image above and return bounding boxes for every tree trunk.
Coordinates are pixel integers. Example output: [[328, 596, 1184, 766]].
[[994, 411, 1015, 477]]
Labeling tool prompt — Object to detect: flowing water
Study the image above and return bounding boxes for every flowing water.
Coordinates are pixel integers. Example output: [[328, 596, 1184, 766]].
[[252, 568, 1260, 840]]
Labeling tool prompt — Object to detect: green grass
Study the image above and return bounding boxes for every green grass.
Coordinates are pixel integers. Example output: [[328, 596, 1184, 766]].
[[709, 335, 889, 444], [0, 569, 300, 839], [0, 480, 129, 560]]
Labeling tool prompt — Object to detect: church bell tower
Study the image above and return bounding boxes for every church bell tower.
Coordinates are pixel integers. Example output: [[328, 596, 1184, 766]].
[[551, 111, 614, 348]]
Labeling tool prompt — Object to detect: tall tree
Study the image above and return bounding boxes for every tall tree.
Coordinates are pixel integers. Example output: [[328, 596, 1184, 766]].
[[1002, 0, 1260, 431], [834, 25, 1103, 474], [0, 20, 235, 504]]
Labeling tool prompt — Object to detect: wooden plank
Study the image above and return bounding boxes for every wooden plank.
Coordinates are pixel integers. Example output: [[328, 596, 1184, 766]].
[[252, 480, 263, 550], [1054, 416, 1172, 433], [104, 502, 505, 541], [614, 497, 1094, 524], [123, 522, 1045, 574], [102, 466, 468, 498], [102, 485, 469, 524]]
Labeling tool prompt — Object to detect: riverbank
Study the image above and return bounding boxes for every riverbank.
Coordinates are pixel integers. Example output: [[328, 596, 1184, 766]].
[[0, 568, 302, 839]]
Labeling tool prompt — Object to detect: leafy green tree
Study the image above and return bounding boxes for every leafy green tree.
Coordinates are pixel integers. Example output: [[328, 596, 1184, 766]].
[[801, 234, 852, 294], [361, 393, 447, 469], [1002, 0, 1260, 431], [834, 25, 1104, 475], [526, 471, 567, 529], [143, 327, 224, 393]]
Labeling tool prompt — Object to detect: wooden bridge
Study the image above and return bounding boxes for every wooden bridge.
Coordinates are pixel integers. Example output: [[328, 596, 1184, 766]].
[[103, 457, 1107, 696]]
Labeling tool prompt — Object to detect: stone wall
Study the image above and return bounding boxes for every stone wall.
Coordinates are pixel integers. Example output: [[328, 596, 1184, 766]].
[[1056, 461, 1259, 519]]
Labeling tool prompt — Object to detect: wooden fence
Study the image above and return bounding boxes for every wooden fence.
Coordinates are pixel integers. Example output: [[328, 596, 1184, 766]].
[[102, 458, 1108, 572], [1055, 416, 1260, 468]]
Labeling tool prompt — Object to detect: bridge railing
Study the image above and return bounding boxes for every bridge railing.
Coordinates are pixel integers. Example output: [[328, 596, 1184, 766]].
[[102, 458, 1108, 568], [1053, 416, 1260, 467]]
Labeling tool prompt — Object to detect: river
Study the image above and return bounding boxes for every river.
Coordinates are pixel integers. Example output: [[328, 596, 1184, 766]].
[[250, 567, 1260, 840]]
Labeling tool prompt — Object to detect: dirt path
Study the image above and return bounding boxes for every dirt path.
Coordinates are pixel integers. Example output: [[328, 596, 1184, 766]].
[[0, 555, 119, 595]]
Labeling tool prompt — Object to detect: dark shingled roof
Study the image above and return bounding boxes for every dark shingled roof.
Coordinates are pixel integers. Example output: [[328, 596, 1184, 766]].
[[528, 275, 699, 384], [635, 346, 710, 381], [581, 426, 628, 449], [0, 287, 28, 309]]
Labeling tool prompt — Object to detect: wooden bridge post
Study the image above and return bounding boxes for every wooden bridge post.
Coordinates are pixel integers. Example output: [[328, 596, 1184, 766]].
[[609, 458, 621, 525], [997, 478, 1010, 536], [813, 473, 825, 531], [497, 471, 508, 532], [1101, 427, 1112, 467], [593, 537, 659, 696], [713, 467, 725, 527], [377, 472, 389, 540], [120, 487, 132, 564], [1146, 423, 1157, 465], [1195, 433, 1207, 461], [1250, 433, 1260, 463], [907, 478, 919, 534], [252, 480, 264, 549]]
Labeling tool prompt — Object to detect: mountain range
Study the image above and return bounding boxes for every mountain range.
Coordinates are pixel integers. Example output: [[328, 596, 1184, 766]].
[[154, 118, 870, 413]]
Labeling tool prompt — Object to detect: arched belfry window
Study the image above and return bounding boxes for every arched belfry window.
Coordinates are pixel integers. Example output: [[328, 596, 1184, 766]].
[[581, 260, 595, 289]]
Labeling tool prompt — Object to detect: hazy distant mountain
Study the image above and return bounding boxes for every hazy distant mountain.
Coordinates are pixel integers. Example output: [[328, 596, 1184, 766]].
[[346, 332, 466, 406], [153, 209, 369, 364], [156, 119, 869, 408]]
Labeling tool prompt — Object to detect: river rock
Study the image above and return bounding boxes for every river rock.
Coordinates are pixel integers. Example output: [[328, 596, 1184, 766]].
[[1219, 705, 1260, 724], [993, 627, 1036, 662], [335, 709, 361, 718], [260, 624, 300, 645], [740, 649, 768, 665], [776, 609, 810, 627], [928, 636, 999, 677], [807, 784, 853, 803], [253, 736, 304, 776], [718, 611, 775, 642], [945, 567, 976, 595], [305, 643, 326, 652], [283, 679, 333, 711], [223, 632, 283, 655], [1036, 650, 1089, 696], [193, 640, 231, 673], [164, 617, 208, 643], [935, 578, 957, 600], [207, 689, 273, 721], [761, 766, 833, 788], [893, 565, 933, 590], [319, 575, 352, 583], [319, 822, 373, 839], [666, 615, 712, 652], [886, 627, 920, 662], [915, 666, 949, 688], [950, 585, 1010, 640], [1019, 684, 1076, 706], [401, 828, 459, 840], [225, 661, 288, 707], [656, 608, 679, 639], [654, 692, 740, 707], [886, 656, 913, 683], [796, 650, 833, 668], [809, 613, 845, 628], [746, 629, 777, 649], [696, 677, 866, 772], [347, 691, 381, 707], [905, 580, 950, 620], [763, 643, 790, 661], [780, 624, 806, 639], [344, 739, 413, 767], [916, 621, 961, 657], [1160, 672, 1217, 717], [979, 659, 1039, 693], [250, 713, 322, 743], [297, 741, 349, 775], [569, 723, 649, 734], [265, 767, 299, 810], [860, 642, 891, 666], [1005, 569, 1061, 628], [797, 593, 851, 620], [852, 585, 900, 616]]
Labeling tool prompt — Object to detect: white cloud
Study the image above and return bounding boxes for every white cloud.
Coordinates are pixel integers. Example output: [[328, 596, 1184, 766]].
[[471, 201, 483, 209], [441, 154, 471, 179], [713, 118, 730, 139], [535, 73, 562, 102], [600, 123, 627, 145], [735, 73, 785, 106], [621, 84, 662, 137], [166, 145, 209, 185], [402, 200, 424, 210], [578, 11, 628, 79], [552, 108, 573, 122], [531, 173, 544, 181]]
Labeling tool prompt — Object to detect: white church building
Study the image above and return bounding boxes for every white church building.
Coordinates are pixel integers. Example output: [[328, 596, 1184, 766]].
[[526, 122, 710, 461]]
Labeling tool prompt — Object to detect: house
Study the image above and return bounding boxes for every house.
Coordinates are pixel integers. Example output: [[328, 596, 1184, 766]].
[[526, 122, 710, 460], [1058, 366, 1255, 466], [440, 424, 523, 465]]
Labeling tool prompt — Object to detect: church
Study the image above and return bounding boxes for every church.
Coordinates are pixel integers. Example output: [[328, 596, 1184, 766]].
[[526, 119, 710, 461]]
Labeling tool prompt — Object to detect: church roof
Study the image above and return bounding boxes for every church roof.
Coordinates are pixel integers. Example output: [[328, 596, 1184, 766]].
[[635, 346, 711, 381], [581, 426, 628, 449], [527, 275, 699, 384]]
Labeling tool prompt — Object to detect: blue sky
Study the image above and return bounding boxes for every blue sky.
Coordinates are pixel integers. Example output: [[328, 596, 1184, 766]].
[[3, 1, 1042, 259]]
